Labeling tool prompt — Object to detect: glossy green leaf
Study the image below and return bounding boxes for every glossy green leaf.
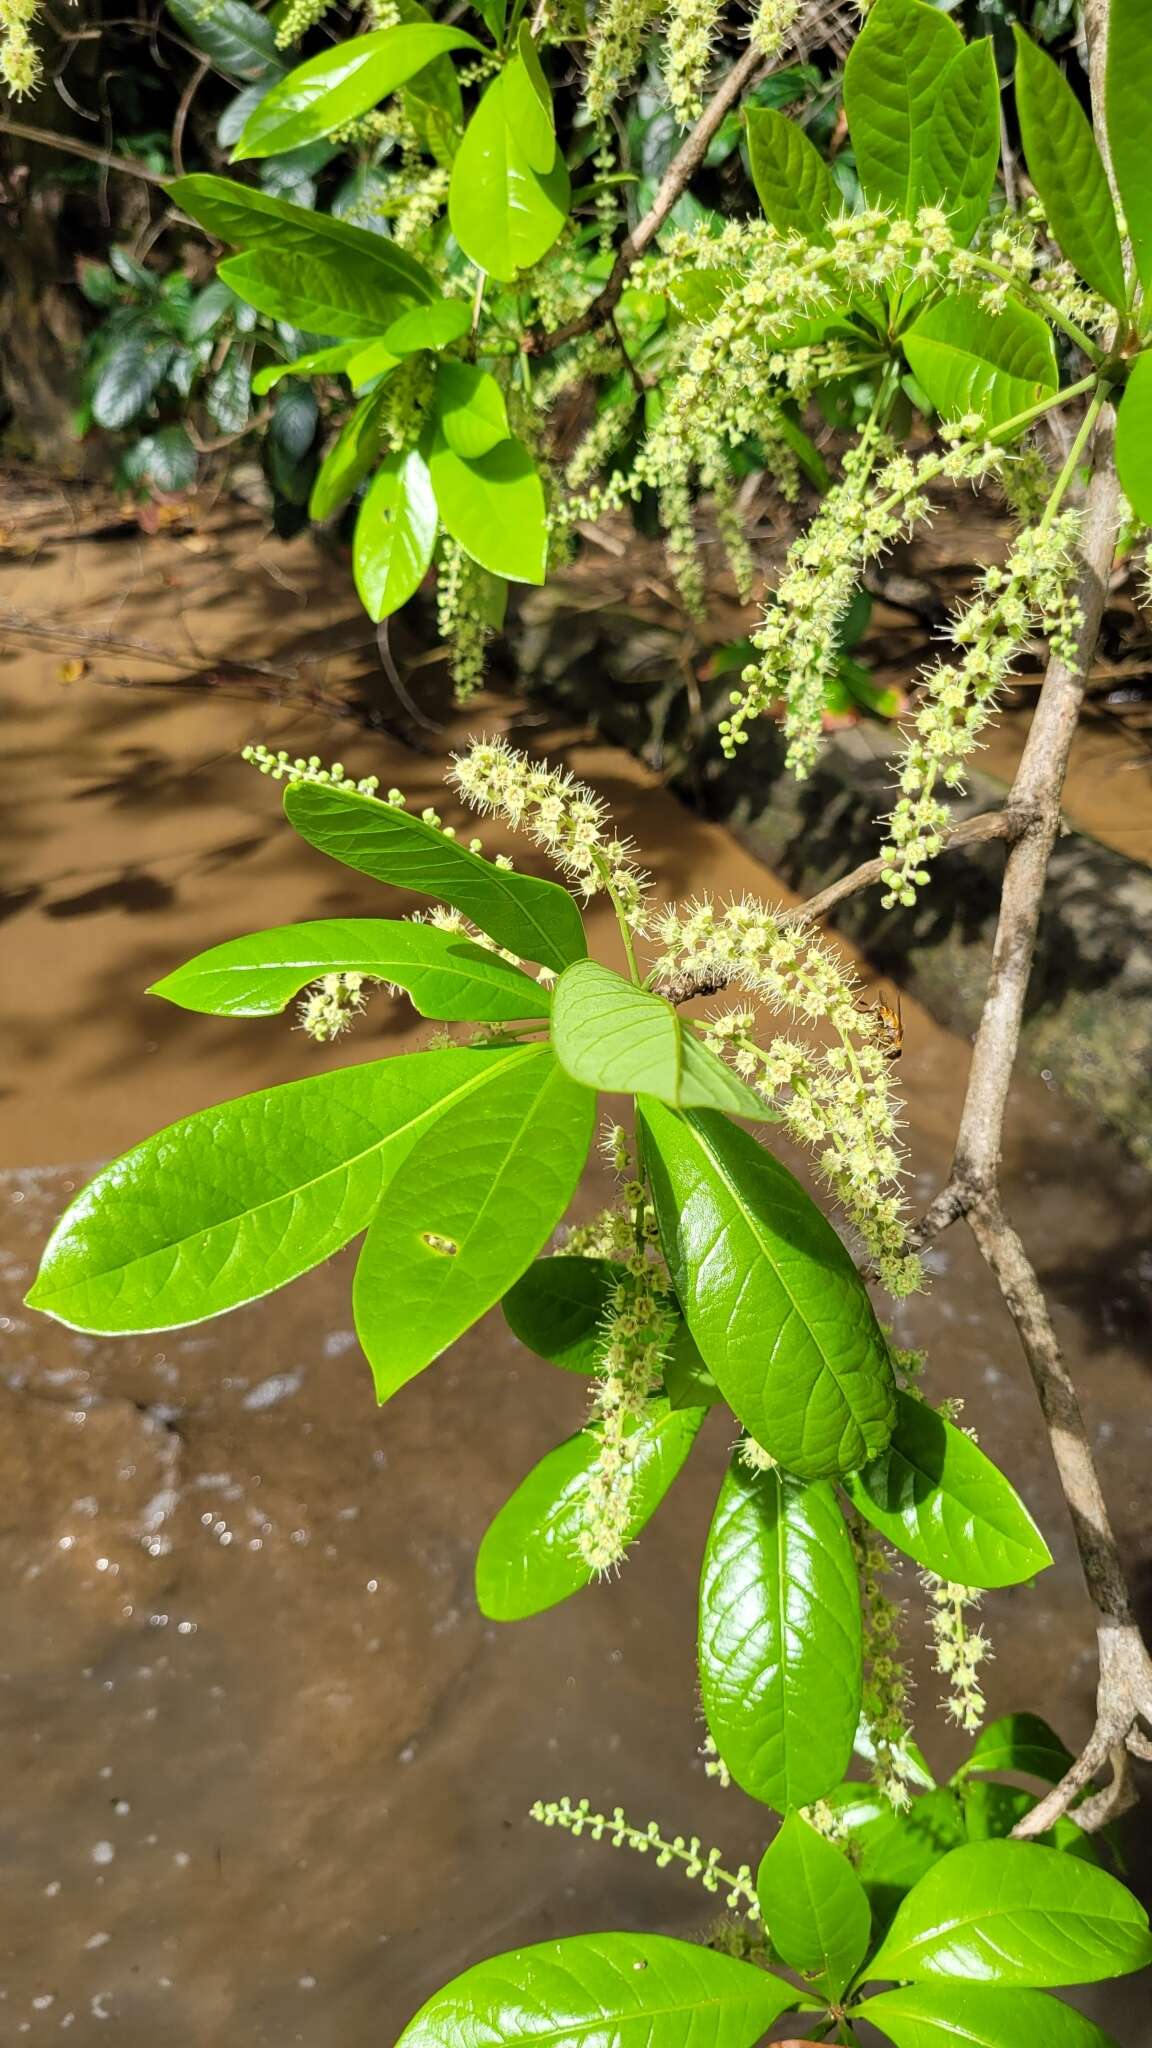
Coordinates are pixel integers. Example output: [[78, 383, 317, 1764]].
[[383, 298, 471, 355], [393, 0, 463, 168], [843, 1390, 1051, 1588], [663, 1319, 722, 1409], [960, 1713, 1076, 1786], [502, 1255, 617, 1371], [233, 25, 482, 159], [252, 344, 365, 395], [395, 1933, 802, 2048], [903, 293, 1058, 430], [860, 1984, 1121, 2048], [352, 446, 438, 619], [960, 1782, 1102, 1864], [551, 961, 767, 1115], [150, 917, 549, 1022], [1107, 0, 1152, 291], [698, 1461, 861, 1808], [745, 107, 835, 241], [1014, 32, 1125, 308], [919, 39, 1000, 248], [867, 1841, 1152, 1985], [219, 246, 408, 338], [354, 1047, 594, 1398], [641, 1101, 895, 1477], [167, 175, 437, 300], [1116, 352, 1152, 523], [448, 69, 570, 280], [855, 1723, 937, 1793], [756, 1813, 870, 1995], [826, 1785, 967, 1927], [505, 25, 556, 175], [428, 432, 548, 583], [843, 0, 963, 216], [26, 1048, 518, 1333], [283, 780, 587, 972], [309, 387, 390, 521], [435, 360, 510, 459], [165, 0, 283, 82], [476, 1400, 704, 1620]]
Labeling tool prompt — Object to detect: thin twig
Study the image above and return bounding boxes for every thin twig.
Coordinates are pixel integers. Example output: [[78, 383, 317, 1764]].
[[0, 117, 170, 187], [793, 806, 1035, 923]]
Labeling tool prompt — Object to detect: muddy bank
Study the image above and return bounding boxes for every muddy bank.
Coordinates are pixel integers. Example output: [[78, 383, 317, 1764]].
[[2, 512, 1151, 2042]]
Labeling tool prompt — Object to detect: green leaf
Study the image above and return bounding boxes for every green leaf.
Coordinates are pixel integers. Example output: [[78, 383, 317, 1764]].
[[825, 1785, 967, 1927], [150, 916, 550, 1022], [859, 1984, 1121, 2048], [745, 107, 836, 241], [1014, 31, 1125, 308], [219, 245, 410, 338], [1107, 0, 1152, 292], [903, 293, 1058, 431], [960, 1782, 1102, 1864], [435, 360, 510, 458], [959, 1713, 1076, 1786], [167, 174, 437, 300], [283, 780, 587, 972], [348, 339, 402, 389], [397, 0, 464, 167], [919, 39, 1000, 248], [475, 1400, 704, 1620], [206, 351, 251, 434], [427, 431, 548, 583], [756, 1813, 870, 1996], [252, 344, 365, 395], [641, 1102, 895, 1478], [26, 1047, 519, 1333], [133, 425, 198, 493], [502, 1255, 617, 1371], [232, 24, 482, 160], [354, 1046, 594, 1398], [383, 298, 471, 355], [504, 25, 557, 175], [448, 69, 570, 280], [1116, 352, 1152, 523], [866, 1840, 1152, 1985], [352, 446, 438, 619], [663, 1320, 722, 1409], [165, 0, 283, 83], [309, 388, 390, 521], [843, 0, 964, 216], [395, 1933, 802, 2048], [698, 1461, 861, 1809], [551, 961, 768, 1115], [91, 339, 171, 430], [843, 1390, 1052, 1589]]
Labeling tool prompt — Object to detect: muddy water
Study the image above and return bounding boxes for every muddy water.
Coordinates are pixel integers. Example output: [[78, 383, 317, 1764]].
[[2, 512, 1151, 2043]]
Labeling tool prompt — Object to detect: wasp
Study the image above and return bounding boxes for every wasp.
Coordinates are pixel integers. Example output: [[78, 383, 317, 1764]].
[[871, 989, 904, 1061]]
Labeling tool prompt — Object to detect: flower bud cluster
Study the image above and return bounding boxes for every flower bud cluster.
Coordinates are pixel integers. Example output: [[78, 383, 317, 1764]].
[[663, 0, 724, 125], [451, 737, 651, 927], [924, 1575, 990, 1732], [297, 972, 369, 1043], [853, 1520, 917, 1810], [1, 0, 41, 92], [530, 1798, 761, 1917]]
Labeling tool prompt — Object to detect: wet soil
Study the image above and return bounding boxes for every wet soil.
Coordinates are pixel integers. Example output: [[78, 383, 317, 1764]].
[[2, 510, 1151, 2043]]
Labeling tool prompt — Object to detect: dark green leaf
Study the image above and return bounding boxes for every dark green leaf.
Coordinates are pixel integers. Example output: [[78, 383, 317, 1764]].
[[206, 350, 251, 434], [745, 107, 835, 241], [826, 1785, 967, 1927], [502, 1255, 617, 1371], [641, 1102, 895, 1478], [384, 299, 471, 354], [91, 339, 171, 430], [961, 1781, 1102, 1864], [756, 1813, 870, 1995], [394, 1934, 802, 2048], [1116, 352, 1152, 524], [428, 432, 548, 584], [150, 916, 550, 1021], [219, 245, 409, 338], [268, 379, 317, 459], [448, 69, 570, 279], [26, 1048, 518, 1333], [843, 0, 964, 216], [283, 780, 587, 971], [1014, 30, 1125, 308], [552, 961, 768, 1115], [354, 1046, 594, 1398], [435, 360, 510, 458], [903, 293, 1058, 430], [919, 39, 1000, 248], [699, 1461, 861, 1808], [395, 0, 464, 167], [664, 1319, 722, 1409], [134, 425, 199, 492], [959, 1713, 1075, 1787], [233, 24, 482, 160], [866, 1840, 1152, 1985], [858, 1983, 1121, 2048], [165, 0, 283, 82], [475, 1401, 704, 1620], [1106, 0, 1152, 291], [352, 447, 438, 617], [167, 174, 437, 301], [843, 1390, 1052, 1588]]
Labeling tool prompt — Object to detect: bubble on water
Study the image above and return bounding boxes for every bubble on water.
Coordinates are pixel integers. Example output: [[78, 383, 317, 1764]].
[[44, 1882, 61, 1898], [176, 1620, 197, 1636], [173, 1851, 190, 1869], [85, 1934, 110, 1951], [242, 1371, 303, 1410], [298, 1975, 317, 1990], [90, 1843, 114, 1866], [91, 1994, 112, 2021], [113, 1800, 130, 1816], [57, 1536, 75, 1553]]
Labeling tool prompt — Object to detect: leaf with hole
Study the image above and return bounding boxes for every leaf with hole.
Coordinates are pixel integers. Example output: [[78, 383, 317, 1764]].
[[475, 1400, 705, 1620], [354, 1046, 595, 1399], [283, 780, 587, 972], [699, 1461, 860, 1809], [352, 446, 438, 619], [641, 1101, 895, 1477]]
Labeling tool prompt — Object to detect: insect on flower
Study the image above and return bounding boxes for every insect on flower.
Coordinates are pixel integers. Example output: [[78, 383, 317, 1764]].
[[871, 990, 904, 1060]]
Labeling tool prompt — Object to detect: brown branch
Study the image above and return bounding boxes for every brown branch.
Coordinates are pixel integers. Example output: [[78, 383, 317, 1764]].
[[0, 117, 170, 187], [525, 40, 768, 356], [792, 805, 1036, 924]]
